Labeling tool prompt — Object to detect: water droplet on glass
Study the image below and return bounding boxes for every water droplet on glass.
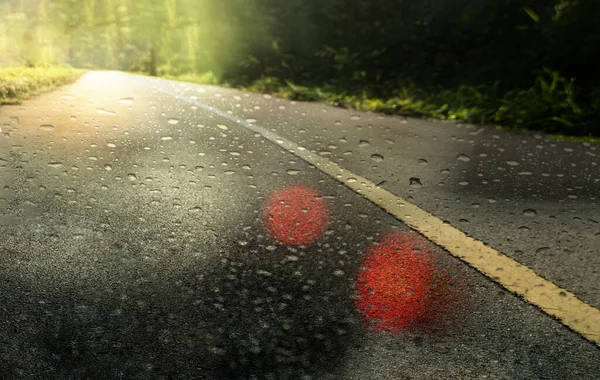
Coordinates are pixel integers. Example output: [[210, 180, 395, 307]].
[[167, 118, 179, 125], [104, 164, 112, 171], [107, 143, 117, 148], [229, 151, 241, 156], [40, 124, 55, 131], [536, 247, 550, 254], [440, 169, 450, 174], [457, 154, 471, 162], [287, 169, 300, 175], [358, 140, 370, 147], [161, 136, 173, 141], [47, 162, 64, 168], [217, 124, 228, 130], [370, 154, 384, 162], [523, 209, 537, 217], [224, 170, 236, 175], [506, 161, 520, 166], [246, 118, 257, 123], [127, 173, 138, 181], [418, 159, 428, 165], [96, 108, 116, 116], [119, 97, 134, 105], [350, 115, 360, 120]]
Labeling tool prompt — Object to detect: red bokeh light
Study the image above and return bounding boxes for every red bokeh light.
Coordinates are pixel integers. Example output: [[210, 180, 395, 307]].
[[355, 231, 435, 333], [263, 185, 329, 246], [355, 230, 467, 335]]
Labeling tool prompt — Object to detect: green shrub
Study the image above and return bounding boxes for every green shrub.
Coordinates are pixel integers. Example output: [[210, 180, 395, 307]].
[[0, 66, 85, 105]]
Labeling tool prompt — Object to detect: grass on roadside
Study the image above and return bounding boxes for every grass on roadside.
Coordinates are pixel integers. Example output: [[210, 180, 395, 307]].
[[240, 68, 600, 138], [0, 66, 86, 105]]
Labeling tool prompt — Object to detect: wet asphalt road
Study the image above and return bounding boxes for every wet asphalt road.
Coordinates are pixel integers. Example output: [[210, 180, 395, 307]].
[[0, 72, 598, 379]]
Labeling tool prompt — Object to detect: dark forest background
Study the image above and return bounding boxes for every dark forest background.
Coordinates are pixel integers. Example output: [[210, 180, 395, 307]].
[[2, 0, 599, 136]]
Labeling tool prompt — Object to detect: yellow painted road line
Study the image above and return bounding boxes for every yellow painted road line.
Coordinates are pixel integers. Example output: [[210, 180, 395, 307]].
[[143, 78, 600, 346]]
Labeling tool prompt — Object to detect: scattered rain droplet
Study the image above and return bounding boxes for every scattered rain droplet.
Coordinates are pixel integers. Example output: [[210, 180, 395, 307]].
[[347, 178, 358, 183], [409, 177, 422, 188], [523, 209, 537, 217], [224, 170, 236, 175], [229, 151, 241, 156], [119, 97, 134, 105], [107, 143, 117, 148], [506, 161, 520, 166], [161, 136, 173, 141], [418, 159, 428, 165], [217, 124, 228, 130], [167, 118, 179, 125], [40, 124, 55, 131], [246, 118, 257, 123], [457, 154, 471, 162], [459, 180, 469, 186], [536, 247, 550, 254], [287, 169, 300, 175], [105, 164, 112, 171], [358, 140, 370, 147], [370, 154, 384, 162], [96, 108, 116, 116], [350, 115, 360, 120], [127, 173, 138, 181], [47, 162, 64, 168], [440, 169, 450, 174], [70, 116, 77, 121]]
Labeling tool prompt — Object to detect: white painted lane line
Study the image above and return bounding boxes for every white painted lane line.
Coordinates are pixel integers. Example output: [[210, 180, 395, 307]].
[[141, 78, 600, 346]]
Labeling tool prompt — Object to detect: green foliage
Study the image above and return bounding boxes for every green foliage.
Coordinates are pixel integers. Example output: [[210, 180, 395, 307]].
[[0, 0, 598, 136], [0, 66, 85, 105], [242, 68, 598, 137]]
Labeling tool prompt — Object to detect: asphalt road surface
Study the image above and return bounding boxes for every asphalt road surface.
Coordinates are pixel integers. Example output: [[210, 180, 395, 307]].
[[0, 72, 598, 379]]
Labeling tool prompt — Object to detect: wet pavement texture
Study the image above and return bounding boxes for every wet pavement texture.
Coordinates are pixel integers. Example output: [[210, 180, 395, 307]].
[[147, 76, 600, 310], [0, 72, 598, 379]]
